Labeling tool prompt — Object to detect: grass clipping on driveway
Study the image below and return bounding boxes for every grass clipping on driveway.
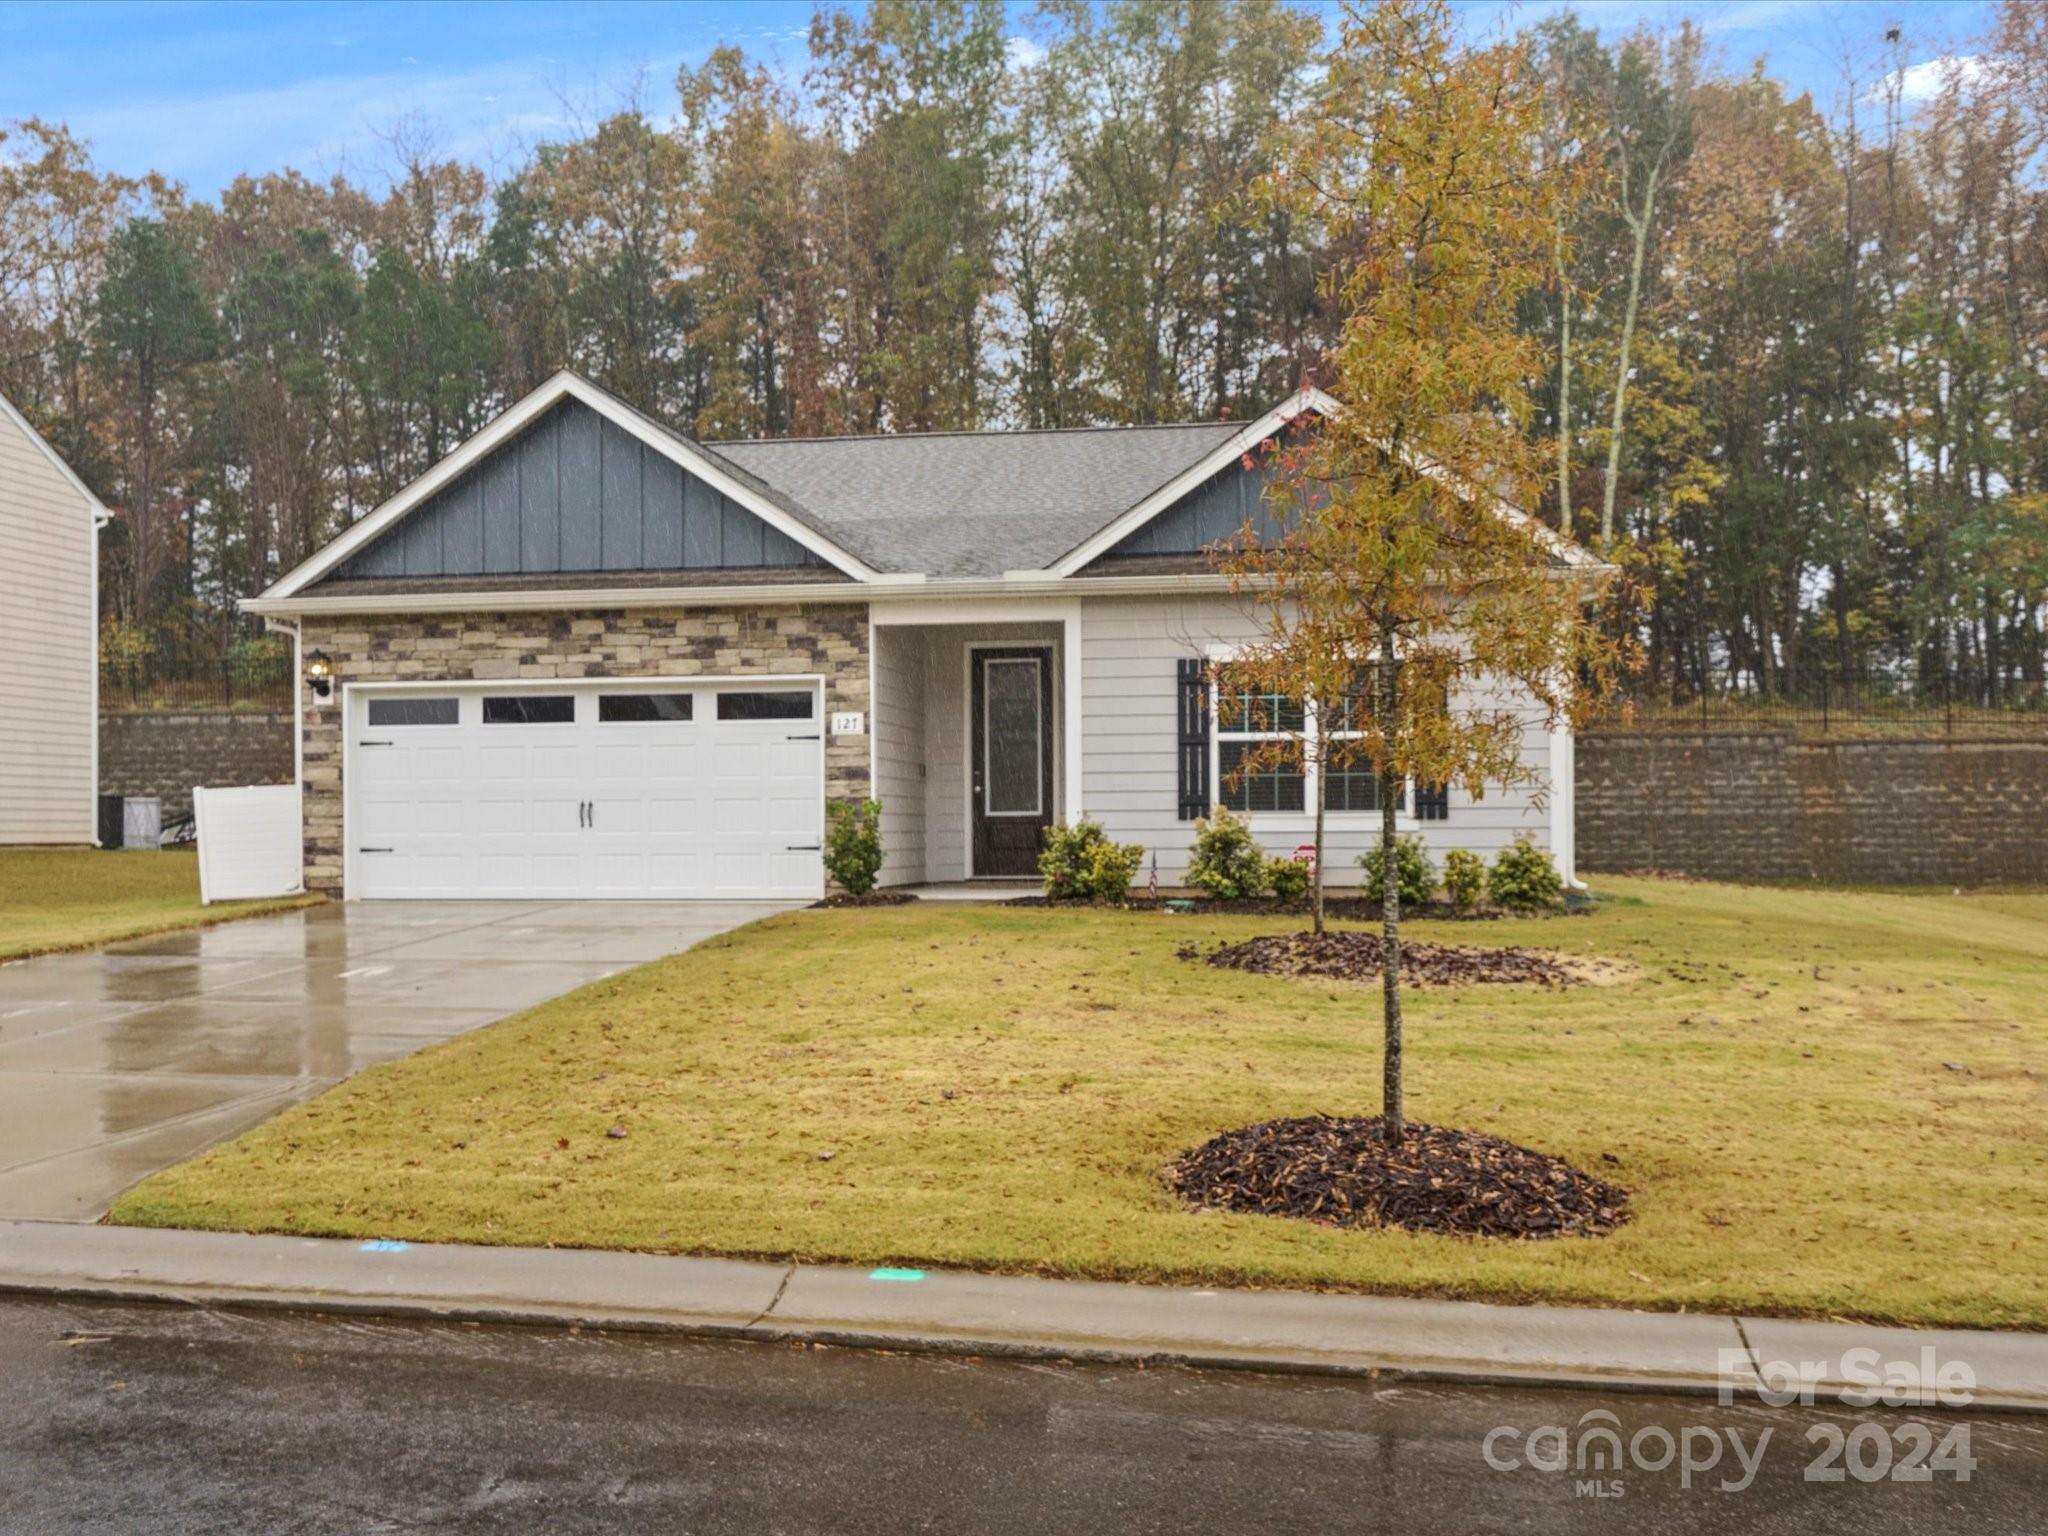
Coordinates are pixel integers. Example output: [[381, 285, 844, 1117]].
[[112, 878, 2048, 1331]]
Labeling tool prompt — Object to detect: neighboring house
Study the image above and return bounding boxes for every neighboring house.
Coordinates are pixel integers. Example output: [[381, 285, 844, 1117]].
[[245, 370, 1584, 900], [0, 392, 105, 846]]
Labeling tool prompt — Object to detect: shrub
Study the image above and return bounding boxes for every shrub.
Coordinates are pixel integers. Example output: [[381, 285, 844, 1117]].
[[823, 799, 885, 896], [1488, 837, 1564, 913], [1442, 847, 1486, 913], [1039, 820, 1145, 902], [1357, 834, 1437, 908], [1186, 806, 1269, 900], [1265, 856, 1311, 903]]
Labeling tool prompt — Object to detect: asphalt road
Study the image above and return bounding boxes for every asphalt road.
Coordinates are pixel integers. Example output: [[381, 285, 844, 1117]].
[[0, 1296, 2040, 1535]]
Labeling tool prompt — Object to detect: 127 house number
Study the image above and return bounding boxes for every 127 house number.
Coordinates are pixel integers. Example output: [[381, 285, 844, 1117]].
[[1805, 1422, 1975, 1483]]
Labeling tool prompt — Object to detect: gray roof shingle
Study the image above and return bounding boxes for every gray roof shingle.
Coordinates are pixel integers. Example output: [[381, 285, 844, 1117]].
[[709, 422, 1241, 577]]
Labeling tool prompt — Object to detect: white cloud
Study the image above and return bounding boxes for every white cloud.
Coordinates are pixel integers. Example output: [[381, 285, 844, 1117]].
[[1004, 35, 1047, 72], [1875, 54, 1984, 104], [1699, 0, 1811, 39]]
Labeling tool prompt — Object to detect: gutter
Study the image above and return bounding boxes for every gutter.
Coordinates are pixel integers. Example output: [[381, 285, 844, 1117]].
[[240, 571, 1254, 619]]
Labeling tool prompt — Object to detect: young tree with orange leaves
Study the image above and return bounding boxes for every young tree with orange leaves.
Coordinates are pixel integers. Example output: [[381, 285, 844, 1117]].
[[1218, 0, 1628, 1143]]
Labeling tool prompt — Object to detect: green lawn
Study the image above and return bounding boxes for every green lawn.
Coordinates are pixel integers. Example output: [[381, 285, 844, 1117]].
[[111, 878, 2047, 1330], [0, 847, 319, 961]]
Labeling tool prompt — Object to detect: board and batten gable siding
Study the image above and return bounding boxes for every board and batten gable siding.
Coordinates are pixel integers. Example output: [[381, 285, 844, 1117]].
[[0, 404, 97, 843], [1077, 593, 1554, 883], [1098, 451, 1293, 560], [336, 398, 826, 581]]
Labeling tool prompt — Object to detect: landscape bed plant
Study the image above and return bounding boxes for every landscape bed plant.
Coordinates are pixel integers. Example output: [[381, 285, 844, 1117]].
[[1038, 820, 1145, 903]]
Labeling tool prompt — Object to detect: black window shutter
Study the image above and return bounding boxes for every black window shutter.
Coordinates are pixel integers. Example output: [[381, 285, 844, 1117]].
[[1176, 658, 1210, 821], [1415, 781, 1449, 820]]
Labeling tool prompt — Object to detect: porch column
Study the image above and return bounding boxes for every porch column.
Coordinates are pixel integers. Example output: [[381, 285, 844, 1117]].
[[1063, 603, 1083, 823]]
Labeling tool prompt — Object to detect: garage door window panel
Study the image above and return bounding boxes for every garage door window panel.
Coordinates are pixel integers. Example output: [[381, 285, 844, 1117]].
[[484, 695, 576, 725], [717, 691, 813, 721], [367, 697, 460, 727], [599, 693, 694, 723]]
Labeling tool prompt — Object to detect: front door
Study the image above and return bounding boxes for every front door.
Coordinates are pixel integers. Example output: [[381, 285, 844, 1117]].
[[971, 647, 1054, 877]]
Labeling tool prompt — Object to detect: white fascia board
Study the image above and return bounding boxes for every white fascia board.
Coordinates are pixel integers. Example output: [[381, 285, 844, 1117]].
[[0, 389, 108, 522], [1049, 385, 1602, 579], [261, 371, 880, 601], [1047, 388, 1338, 577], [240, 571, 1251, 620]]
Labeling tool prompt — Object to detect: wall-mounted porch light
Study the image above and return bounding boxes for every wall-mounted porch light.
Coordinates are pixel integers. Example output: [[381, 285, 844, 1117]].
[[305, 650, 334, 699]]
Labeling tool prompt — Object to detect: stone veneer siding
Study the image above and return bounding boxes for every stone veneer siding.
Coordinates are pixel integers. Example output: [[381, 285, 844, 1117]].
[[298, 603, 870, 895], [1576, 731, 2048, 885]]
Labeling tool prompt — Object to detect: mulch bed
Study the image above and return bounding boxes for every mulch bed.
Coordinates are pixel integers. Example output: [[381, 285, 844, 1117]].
[[1170, 1115, 1630, 1239], [1008, 894, 1511, 921], [1192, 930, 1578, 987], [810, 891, 920, 909]]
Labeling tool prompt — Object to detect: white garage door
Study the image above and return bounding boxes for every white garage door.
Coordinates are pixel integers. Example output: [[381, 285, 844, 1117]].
[[347, 682, 825, 899]]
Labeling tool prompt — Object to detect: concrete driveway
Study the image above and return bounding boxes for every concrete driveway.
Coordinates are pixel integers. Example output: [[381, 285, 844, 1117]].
[[0, 900, 798, 1221]]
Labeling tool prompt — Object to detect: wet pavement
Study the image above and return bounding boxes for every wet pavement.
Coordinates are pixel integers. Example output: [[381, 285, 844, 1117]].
[[0, 900, 797, 1219], [0, 1294, 2041, 1534]]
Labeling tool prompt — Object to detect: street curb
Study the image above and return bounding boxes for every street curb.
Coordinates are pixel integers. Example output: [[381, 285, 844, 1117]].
[[3, 1261, 2042, 1417]]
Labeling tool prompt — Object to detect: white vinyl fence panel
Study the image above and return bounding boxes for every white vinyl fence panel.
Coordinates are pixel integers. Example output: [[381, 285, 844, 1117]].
[[193, 784, 302, 903]]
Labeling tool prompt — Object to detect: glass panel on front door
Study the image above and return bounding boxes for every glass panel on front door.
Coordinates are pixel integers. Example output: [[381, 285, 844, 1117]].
[[984, 658, 1043, 815]]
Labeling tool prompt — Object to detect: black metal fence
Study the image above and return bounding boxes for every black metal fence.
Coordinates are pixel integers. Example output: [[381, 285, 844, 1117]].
[[1599, 664, 2048, 739], [99, 648, 293, 712]]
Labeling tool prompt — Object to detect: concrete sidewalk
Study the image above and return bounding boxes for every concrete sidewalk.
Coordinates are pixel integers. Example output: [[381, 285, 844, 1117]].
[[1, 1219, 2041, 1413]]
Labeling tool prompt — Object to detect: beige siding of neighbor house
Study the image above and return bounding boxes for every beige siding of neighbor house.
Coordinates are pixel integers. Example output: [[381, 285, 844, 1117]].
[[1078, 592, 1558, 886], [0, 402, 98, 844]]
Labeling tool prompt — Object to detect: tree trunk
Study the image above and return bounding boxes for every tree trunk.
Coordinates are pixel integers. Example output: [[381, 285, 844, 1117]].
[[1601, 161, 1662, 547], [1377, 625, 1404, 1143], [1554, 225, 1573, 538], [1312, 737, 1327, 937]]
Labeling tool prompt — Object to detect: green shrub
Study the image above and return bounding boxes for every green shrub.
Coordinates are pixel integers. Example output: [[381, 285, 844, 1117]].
[[823, 799, 885, 896], [1039, 820, 1145, 902], [1357, 834, 1437, 908], [1265, 856, 1312, 904], [1442, 847, 1486, 913], [1186, 806, 1269, 900], [1488, 837, 1564, 913]]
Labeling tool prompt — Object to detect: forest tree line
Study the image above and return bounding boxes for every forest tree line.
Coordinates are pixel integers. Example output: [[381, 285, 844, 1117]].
[[1, 0, 2043, 706]]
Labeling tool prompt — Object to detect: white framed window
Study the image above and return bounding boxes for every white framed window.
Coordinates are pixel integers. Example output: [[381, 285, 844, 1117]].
[[1214, 666, 1306, 814], [1318, 673, 1404, 814], [1209, 653, 1414, 825]]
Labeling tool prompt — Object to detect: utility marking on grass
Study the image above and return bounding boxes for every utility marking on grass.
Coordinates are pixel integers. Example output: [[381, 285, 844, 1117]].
[[360, 1240, 410, 1253], [869, 1268, 926, 1282], [337, 965, 393, 980]]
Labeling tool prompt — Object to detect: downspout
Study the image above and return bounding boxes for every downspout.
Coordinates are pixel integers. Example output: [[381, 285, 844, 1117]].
[[90, 506, 108, 845], [263, 614, 305, 891]]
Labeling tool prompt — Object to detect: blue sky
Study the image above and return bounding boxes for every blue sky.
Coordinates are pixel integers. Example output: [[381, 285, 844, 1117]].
[[0, 0, 1998, 199]]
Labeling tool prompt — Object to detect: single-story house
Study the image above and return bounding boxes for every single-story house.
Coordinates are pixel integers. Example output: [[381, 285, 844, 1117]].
[[0, 390, 106, 846], [244, 371, 1582, 900]]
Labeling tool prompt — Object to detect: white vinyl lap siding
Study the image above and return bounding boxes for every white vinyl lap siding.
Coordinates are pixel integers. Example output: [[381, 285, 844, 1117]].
[[1078, 593, 1555, 884], [0, 407, 96, 845], [871, 624, 927, 886]]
